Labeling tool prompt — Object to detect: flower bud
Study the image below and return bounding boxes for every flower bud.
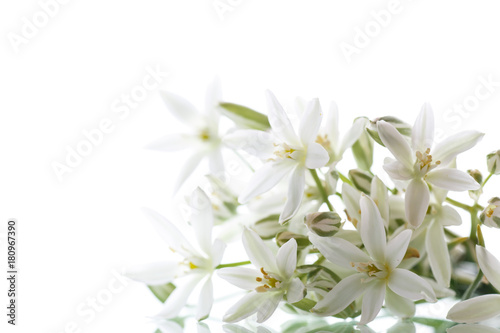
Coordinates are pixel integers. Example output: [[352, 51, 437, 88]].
[[349, 169, 373, 194], [352, 122, 374, 172], [304, 212, 342, 237], [467, 169, 483, 184], [487, 150, 500, 175], [276, 231, 310, 250], [479, 197, 500, 228], [252, 214, 287, 240], [367, 116, 412, 147]]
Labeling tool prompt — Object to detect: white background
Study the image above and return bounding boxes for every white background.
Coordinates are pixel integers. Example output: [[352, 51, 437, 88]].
[[2, 0, 500, 332]]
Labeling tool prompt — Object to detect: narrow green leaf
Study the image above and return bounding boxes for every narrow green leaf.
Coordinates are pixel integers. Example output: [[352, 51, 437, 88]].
[[148, 282, 176, 303], [220, 102, 270, 130]]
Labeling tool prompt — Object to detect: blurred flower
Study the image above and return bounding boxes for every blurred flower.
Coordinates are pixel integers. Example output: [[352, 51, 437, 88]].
[[310, 195, 436, 324], [377, 103, 483, 227], [218, 228, 305, 323], [123, 188, 226, 320], [447, 324, 500, 333]]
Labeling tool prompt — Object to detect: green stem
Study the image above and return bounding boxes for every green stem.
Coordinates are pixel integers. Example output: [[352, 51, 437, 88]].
[[470, 209, 479, 244], [462, 269, 484, 300], [482, 172, 494, 188], [445, 197, 473, 212], [337, 171, 352, 186], [310, 169, 334, 211], [216, 261, 251, 269]]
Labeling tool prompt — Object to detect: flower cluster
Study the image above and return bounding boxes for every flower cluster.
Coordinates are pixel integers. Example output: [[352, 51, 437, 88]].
[[125, 84, 500, 332]]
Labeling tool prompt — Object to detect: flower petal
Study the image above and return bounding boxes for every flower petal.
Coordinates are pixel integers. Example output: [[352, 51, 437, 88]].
[[223, 291, 265, 323], [265, 90, 300, 146], [208, 149, 224, 175], [190, 188, 214, 256], [217, 267, 261, 290], [174, 152, 205, 193], [433, 131, 484, 167], [405, 178, 430, 228], [360, 280, 386, 325], [342, 183, 361, 225], [371, 176, 389, 228], [256, 292, 282, 323], [211, 238, 226, 267], [305, 142, 330, 169], [383, 159, 413, 181], [377, 120, 414, 170], [286, 277, 305, 303], [338, 117, 367, 158], [477, 245, 500, 292], [386, 230, 412, 270], [411, 103, 435, 154], [385, 287, 415, 318], [239, 160, 295, 203], [325, 101, 340, 148], [155, 273, 204, 318], [160, 90, 202, 126], [276, 238, 297, 279], [142, 208, 198, 258], [280, 166, 305, 223], [313, 273, 367, 316], [146, 134, 196, 152], [447, 324, 500, 333], [447, 294, 500, 323], [309, 233, 370, 269], [223, 129, 274, 159], [196, 278, 214, 321], [243, 228, 279, 273], [426, 168, 481, 191], [299, 98, 323, 144], [440, 205, 462, 226], [426, 219, 451, 287], [122, 261, 180, 285], [388, 268, 437, 302], [359, 195, 386, 263]]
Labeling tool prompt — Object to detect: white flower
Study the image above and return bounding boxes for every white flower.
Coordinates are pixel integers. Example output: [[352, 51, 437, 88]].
[[236, 91, 329, 223], [147, 80, 224, 192], [377, 103, 483, 227], [480, 197, 500, 228], [447, 324, 500, 333], [309, 195, 436, 324], [123, 188, 226, 321], [447, 245, 500, 323], [218, 228, 305, 323]]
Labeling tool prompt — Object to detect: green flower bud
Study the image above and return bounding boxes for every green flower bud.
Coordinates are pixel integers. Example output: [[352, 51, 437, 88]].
[[252, 214, 287, 240], [367, 116, 412, 147], [276, 231, 310, 250], [487, 150, 500, 175], [304, 212, 342, 237], [352, 124, 374, 172], [349, 168, 373, 194]]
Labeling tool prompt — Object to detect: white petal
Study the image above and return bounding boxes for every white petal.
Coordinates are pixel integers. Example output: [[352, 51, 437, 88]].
[[265, 90, 300, 146], [174, 152, 205, 193], [447, 324, 500, 333], [256, 292, 282, 323], [426, 219, 451, 287], [338, 117, 367, 158], [122, 261, 180, 285], [342, 183, 361, 224], [426, 168, 481, 191], [156, 320, 184, 333], [160, 90, 202, 126], [411, 103, 435, 153], [190, 188, 214, 255], [371, 176, 389, 227], [405, 178, 430, 228], [280, 166, 305, 223], [325, 101, 340, 147], [223, 292, 265, 323], [155, 273, 204, 318], [299, 98, 323, 144], [385, 287, 415, 318], [360, 280, 386, 325], [433, 131, 484, 167], [477, 245, 500, 292], [205, 77, 222, 119], [388, 268, 437, 302], [440, 205, 462, 226], [313, 273, 367, 316], [217, 267, 261, 290], [196, 278, 214, 321], [286, 277, 305, 303], [447, 294, 500, 323], [305, 142, 329, 169], [243, 228, 279, 273], [359, 195, 386, 263], [211, 238, 227, 267], [223, 129, 274, 159], [387, 321, 416, 333], [142, 208, 198, 258], [383, 159, 413, 181], [146, 134, 195, 152], [377, 120, 414, 170], [208, 149, 224, 175], [309, 233, 370, 269], [386, 230, 412, 270], [276, 238, 297, 279], [239, 160, 295, 203]]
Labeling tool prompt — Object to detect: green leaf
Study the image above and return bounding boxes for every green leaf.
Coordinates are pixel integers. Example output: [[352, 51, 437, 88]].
[[220, 102, 270, 130], [148, 282, 176, 303], [291, 298, 316, 312]]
